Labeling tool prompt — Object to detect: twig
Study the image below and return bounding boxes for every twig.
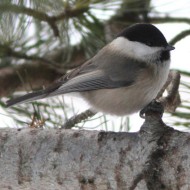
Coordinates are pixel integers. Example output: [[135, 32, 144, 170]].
[[150, 16, 190, 25], [0, 4, 88, 37], [0, 44, 52, 63], [157, 70, 181, 113], [170, 29, 190, 45], [62, 109, 96, 129]]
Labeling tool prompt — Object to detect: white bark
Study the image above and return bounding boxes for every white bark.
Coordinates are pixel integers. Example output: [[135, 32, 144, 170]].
[[0, 112, 189, 190]]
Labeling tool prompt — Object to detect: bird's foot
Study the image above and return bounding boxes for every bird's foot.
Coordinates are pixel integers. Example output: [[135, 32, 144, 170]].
[[140, 100, 164, 119]]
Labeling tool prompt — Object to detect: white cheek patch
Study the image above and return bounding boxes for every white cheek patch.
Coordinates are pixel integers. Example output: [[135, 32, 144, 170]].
[[110, 37, 162, 62]]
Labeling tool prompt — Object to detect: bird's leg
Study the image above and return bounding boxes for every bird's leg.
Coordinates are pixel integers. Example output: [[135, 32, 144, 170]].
[[139, 100, 164, 119]]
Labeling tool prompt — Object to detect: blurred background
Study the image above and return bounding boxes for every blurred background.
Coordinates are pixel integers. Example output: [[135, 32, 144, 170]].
[[0, 0, 190, 131]]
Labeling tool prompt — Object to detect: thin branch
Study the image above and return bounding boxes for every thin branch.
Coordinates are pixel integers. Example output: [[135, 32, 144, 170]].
[[62, 109, 96, 129], [112, 15, 190, 25], [149, 16, 190, 25], [0, 44, 63, 70], [0, 4, 88, 37], [157, 70, 181, 113], [169, 29, 190, 45]]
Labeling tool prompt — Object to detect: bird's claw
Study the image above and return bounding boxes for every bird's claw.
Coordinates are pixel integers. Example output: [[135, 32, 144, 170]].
[[140, 100, 164, 119]]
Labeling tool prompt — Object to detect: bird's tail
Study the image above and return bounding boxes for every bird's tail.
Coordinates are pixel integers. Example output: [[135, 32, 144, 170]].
[[6, 90, 49, 107], [6, 83, 62, 107]]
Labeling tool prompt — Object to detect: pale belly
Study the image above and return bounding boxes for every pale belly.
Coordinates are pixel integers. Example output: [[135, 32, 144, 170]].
[[81, 86, 156, 116], [80, 68, 169, 116]]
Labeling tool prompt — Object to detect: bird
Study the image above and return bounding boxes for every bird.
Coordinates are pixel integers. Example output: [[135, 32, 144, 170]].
[[6, 23, 175, 116]]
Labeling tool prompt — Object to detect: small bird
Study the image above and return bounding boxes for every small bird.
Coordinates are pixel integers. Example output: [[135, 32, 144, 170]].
[[6, 23, 175, 116]]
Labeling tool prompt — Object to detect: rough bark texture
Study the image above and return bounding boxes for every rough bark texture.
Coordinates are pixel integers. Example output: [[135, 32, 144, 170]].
[[0, 111, 189, 190]]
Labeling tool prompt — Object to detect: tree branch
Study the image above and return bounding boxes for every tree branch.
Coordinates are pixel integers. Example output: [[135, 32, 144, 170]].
[[62, 109, 96, 129], [149, 16, 190, 24], [0, 4, 88, 36], [169, 29, 190, 45], [0, 44, 59, 66], [0, 110, 190, 189], [157, 70, 181, 113]]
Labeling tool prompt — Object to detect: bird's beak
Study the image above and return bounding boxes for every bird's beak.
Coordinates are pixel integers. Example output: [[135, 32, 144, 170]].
[[165, 45, 175, 51]]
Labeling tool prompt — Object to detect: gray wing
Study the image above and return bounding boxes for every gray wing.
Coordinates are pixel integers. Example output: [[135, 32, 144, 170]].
[[48, 69, 133, 96], [48, 52, 147, 96]]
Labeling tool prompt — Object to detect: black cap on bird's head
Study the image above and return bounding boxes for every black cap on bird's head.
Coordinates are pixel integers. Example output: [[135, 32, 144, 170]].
[[117, 23, 175, 51]]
